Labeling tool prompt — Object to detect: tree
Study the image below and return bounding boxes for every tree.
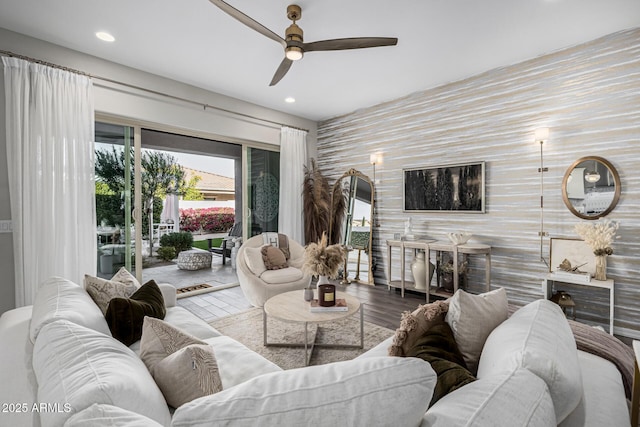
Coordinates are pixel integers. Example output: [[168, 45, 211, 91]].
[[95, 146, 187, 256], [182, 175, 204, 201]]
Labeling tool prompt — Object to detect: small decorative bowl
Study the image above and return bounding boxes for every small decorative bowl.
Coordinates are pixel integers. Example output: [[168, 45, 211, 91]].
[[447, 232, 472, 245]]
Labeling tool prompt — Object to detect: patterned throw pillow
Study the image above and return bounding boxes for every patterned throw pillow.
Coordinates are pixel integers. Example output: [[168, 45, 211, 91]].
[[84, 269, 139, 315], [140, 317, 222, 408]]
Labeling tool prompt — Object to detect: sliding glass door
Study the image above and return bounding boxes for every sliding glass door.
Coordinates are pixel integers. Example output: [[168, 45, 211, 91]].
[[245, 147, 280, 238], [94, 122, 138, 278]]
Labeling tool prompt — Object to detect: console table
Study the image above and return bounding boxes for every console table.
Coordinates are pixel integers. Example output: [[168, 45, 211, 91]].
[[542, 273, 614, 335], [386, 239, 491, 302]]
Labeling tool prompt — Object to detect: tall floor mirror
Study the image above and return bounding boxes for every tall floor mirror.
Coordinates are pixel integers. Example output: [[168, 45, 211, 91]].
[[330, 169, 375, 285]]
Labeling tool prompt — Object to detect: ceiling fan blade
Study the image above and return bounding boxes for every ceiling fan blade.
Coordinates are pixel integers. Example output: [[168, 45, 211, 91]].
[[208, 0, 286, 48], [304, 37, 398, 52], [269, 58, 293, 86]]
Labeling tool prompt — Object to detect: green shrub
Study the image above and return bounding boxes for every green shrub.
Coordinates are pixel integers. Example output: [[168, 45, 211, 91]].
[[160, 232, 193, 253], [157, 246, 177, 261]]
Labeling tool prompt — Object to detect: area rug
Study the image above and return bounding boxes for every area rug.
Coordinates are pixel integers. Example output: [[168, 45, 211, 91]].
[[210, 308, 395, 369]]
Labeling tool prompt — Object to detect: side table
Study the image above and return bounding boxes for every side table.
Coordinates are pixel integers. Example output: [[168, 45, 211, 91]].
[[542, 273, 614, 335]]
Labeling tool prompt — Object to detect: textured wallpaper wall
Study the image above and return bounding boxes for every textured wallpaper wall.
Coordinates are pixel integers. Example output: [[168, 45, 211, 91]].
[[317, 27, 640, 337]]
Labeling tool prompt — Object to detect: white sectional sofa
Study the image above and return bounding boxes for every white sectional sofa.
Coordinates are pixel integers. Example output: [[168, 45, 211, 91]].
[[0, 277, 632, 427]]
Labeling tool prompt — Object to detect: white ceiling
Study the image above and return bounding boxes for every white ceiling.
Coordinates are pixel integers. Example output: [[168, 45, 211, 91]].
[[0, 0, 639, 121]]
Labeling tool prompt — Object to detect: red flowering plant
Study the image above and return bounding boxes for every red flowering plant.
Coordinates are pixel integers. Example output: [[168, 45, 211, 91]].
[[179, 207, 235, 233]]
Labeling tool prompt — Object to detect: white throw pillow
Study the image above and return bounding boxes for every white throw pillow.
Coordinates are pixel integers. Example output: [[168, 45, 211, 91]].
[[477, 299, 583, 423], [29, 277, 111, 343], [244, 246, 267, 276], [422, 368, 556, 427], [172, 357, 436, 427], [63, 404, 163, 427], [33, 320, 171, 427], [445, 287, 508, 373]]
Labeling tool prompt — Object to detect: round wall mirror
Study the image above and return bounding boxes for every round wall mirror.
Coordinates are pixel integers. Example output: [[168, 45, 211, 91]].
[[561, 156, 620, 220]]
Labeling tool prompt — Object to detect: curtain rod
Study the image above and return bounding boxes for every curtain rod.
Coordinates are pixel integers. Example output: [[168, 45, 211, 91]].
[[0, 49, 310, 133]]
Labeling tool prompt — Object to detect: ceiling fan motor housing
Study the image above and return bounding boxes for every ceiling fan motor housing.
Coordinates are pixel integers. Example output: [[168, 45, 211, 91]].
[[285, 15, 304, 60]]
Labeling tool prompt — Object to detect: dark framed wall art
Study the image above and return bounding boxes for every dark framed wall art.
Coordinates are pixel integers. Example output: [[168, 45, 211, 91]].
[[403, 162, 485, 212]]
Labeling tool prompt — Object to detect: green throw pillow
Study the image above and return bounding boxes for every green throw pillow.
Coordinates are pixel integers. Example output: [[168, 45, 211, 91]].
[[105, 280, 166, 346], [405, 318, 476, 407]]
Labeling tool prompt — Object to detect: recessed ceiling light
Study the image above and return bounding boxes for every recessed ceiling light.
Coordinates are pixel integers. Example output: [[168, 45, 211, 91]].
[[285, 97, 295, 103], [96, 32, 115, 42]]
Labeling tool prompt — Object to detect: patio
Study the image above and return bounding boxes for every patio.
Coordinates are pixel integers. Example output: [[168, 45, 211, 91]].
[[142, 254, 249, 323], [142, 253, 238, 291]]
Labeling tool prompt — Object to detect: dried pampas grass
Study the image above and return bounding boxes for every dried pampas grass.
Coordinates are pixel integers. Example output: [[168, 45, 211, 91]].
[[303, 233, 345, 279], [302, 159, 331, 245]]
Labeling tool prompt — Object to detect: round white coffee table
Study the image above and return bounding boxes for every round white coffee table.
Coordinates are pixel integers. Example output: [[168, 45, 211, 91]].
[[263, 290, 364, 366]]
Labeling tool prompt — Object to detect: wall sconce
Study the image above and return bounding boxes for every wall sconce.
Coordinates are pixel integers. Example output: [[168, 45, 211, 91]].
[[370, 153, 381, 183], [535, 127, 550, 267]]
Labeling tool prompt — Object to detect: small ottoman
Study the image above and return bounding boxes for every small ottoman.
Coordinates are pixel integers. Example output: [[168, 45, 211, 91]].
[[177, 249, 212, 270]]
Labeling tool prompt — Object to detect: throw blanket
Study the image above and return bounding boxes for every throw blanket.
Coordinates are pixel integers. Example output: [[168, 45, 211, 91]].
[[569, 318, 634, 399], [508, 304, 634, 399], [262, 233, 290, 259]]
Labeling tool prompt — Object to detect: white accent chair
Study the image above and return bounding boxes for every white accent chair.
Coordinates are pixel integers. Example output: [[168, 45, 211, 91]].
[[236, 234, 311, 307]]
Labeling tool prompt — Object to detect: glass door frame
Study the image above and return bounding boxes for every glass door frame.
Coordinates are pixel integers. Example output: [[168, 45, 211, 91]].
[[242, 145, 281, 242], [96, 114, 143, 282]]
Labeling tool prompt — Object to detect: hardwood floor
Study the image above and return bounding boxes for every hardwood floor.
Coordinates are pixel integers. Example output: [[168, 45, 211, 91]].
[[179, 282, 430, 331]]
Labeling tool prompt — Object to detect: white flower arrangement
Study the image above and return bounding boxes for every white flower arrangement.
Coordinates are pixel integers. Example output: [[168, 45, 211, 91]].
[[574, 219, 619, 256]]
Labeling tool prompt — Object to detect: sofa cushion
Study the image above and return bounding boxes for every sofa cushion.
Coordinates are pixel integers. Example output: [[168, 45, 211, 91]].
[[405, 318, 476, 406], [477, 299, 583, 423], [154, 343, 223, 408], [421, 368, 556, 427], [260, 267, 304, 284], [32, 320, 171, 427], [30, 277, 111, 343], [105, 280, 166, 346], [445, 287, 508, 373], [559, 350, 630, 427], [203, 335, 282, 389], [63, 403, 163, 427], [261, 245, 288, 270], [172, 356, 436, 427], [244, 246, 267, 276], [388, 299, 449, 357], [84, 274, 138, 315]]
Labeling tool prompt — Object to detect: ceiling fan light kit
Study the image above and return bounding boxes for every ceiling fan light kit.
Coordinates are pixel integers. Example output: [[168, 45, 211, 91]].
[[208, 0, 398, 85]]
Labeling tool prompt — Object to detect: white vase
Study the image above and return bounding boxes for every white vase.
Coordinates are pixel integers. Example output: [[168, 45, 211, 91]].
[[411, 251, 427, 289]]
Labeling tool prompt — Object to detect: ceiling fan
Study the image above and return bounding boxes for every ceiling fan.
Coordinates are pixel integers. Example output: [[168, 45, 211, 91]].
[[208, 0, 398, 86]]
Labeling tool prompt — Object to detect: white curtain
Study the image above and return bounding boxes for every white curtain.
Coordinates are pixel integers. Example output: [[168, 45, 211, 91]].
[[3, 57, 96, 307], [278, 126, 307, 243]]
